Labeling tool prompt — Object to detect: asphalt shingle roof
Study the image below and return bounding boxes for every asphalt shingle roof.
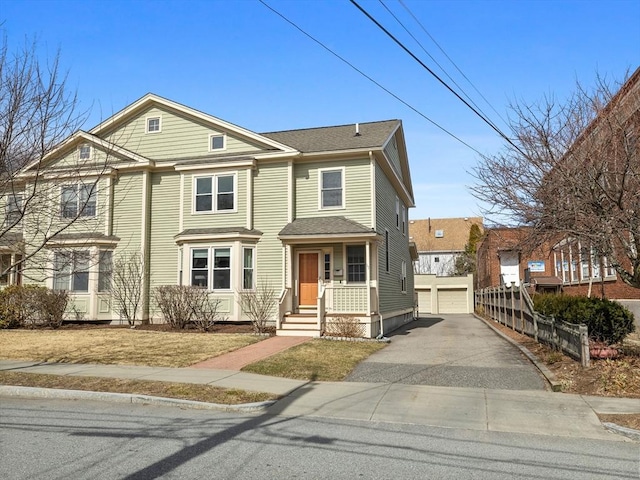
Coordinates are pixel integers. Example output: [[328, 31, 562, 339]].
[[409, 217, 483, 252], [175, 227, 263, 237], [279, 216, 374, 236], [262, 120, 400, 153]]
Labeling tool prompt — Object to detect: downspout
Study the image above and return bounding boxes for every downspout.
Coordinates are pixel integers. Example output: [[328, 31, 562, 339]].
[[140, 169, 151, 324]]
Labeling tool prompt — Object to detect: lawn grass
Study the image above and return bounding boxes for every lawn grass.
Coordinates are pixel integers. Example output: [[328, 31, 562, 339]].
[[0, 371, 277, 404], [0, 329, 263, 367], [241, 339, 387, 381]]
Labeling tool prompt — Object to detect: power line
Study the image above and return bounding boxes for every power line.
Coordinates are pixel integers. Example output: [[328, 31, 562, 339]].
[[258, 0, 484, 155], [350, 0, 525, 156], [378, 0, 495, 130], [397, 0, 509, 127]]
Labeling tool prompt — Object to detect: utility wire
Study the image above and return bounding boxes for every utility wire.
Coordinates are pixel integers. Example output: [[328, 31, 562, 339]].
[[350, 0, 525, 156], [258, 0, 484, 155], [378, 0, 497, 132], [398, 0, 509, 127]]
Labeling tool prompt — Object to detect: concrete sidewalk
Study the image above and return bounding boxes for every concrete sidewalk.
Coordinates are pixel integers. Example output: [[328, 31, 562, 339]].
[[1, 359, 638, 441]]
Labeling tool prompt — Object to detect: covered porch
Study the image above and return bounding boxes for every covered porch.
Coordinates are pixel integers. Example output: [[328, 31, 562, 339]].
[[276, 216, 382, 337]]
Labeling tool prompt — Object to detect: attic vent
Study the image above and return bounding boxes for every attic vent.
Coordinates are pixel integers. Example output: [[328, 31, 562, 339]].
[[435, 229, 444, 238]]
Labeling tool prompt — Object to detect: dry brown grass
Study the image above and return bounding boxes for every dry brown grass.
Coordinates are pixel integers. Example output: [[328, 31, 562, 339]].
[[0, 329, 263, 367], [0, 371, 276, 404], [242, 339, 386, 381]]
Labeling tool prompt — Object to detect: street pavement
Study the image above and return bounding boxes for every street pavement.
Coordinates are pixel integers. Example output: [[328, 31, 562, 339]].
[[1, 314, 639, 441]]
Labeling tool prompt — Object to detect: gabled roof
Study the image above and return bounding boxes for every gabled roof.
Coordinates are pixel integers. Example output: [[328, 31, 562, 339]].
[[89, 93, 298, 155], [409, 217, 483, 253], [262, 120, 401, 153], [20, 130, 152, 175]]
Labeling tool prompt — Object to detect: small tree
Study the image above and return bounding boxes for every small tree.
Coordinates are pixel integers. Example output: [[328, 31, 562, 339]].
[[453, 224, 483, 276], [110, 251, 145, 326], [240, 279, 277, 334]]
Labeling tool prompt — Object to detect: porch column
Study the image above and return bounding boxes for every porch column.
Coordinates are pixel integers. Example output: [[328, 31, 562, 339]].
[[366, 240, 371, 314]]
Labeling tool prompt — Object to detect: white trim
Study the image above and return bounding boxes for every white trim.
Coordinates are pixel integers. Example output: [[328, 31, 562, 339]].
[[287, 160, 293, 223], [145, 115, 162, 134], [369, 151, 376, 230], [174, 158, 256, 172], [104, 176, 112, 236], [318, 166, 346, 210], [246, 168, 253, 230], [174, 232, 262, 244], [188, 245, 234, 292], [208, 133, 227, 152], [179, 173, 185, 232], [242, 246, 256, 291]]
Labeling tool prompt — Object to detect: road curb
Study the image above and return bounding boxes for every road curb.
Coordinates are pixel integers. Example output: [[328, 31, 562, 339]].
[[602, 422, 640, 441], [473, 313, 563, 392], [0, 385, 276, 413]]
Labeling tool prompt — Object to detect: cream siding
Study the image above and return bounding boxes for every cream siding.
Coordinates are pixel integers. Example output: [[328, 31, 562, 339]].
[[111, 173, 144, 251], [294, 158, 372, 226], [148, 172, 181, 288], [102, 107, 267, 160], [253, 162, 288, 288], [375, 162, 414, 315], [383, 134, 403, 182]]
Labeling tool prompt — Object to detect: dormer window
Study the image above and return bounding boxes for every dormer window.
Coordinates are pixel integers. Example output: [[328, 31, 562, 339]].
[[209, 134, 226, 151], [79, 144, 91, 160], [146, 116, 161, 133]]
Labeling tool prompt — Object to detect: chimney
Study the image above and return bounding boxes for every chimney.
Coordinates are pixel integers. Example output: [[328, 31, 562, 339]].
[[355, 123, 361, 136]]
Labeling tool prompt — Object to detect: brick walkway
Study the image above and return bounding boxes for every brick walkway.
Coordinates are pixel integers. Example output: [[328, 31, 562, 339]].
[[191, 336, 311, 370]]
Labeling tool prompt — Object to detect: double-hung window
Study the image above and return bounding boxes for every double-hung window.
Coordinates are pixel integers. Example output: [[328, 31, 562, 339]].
[[61, 183, 97, 218], [190, 247, 232, 290], [346, 245, 365, 283], [243, 247, 254, 290], [194, 174, 236, 213], [401, 261, 407, 293], [5, 194, 22, 226], [53, 251, 90, 292], [98, 251, 113, 292], [79, 144, 91, 160], [320, 168, 344, 209]]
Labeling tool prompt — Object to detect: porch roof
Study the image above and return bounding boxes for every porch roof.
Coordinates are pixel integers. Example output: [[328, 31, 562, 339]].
[[278, 216, 379, 243]]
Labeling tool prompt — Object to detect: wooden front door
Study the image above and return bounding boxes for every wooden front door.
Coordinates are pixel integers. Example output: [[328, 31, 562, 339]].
[[299, 252, 319, 306]]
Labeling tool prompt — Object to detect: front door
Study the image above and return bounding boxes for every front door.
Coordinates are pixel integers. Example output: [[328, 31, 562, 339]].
[[299, 252, 319, 306]]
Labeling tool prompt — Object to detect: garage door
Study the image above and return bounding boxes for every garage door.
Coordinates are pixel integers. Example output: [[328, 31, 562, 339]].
[[437, 289, 468, 314], [417, 289, 431, 315]]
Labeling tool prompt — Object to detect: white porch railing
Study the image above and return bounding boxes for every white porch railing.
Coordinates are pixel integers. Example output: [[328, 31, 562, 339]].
[[317, 283, 326, 333], [277, 289, 291, 330], [325, 284, 370, 313]]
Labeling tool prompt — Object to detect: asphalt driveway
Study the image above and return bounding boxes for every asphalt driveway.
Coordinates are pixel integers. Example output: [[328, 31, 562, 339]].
[[345, 314, 547, 390]]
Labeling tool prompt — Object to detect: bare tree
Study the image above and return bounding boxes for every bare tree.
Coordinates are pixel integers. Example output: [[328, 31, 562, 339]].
[[110, 251, 145, 326], [240, 279, 277, 333], [0, 35, 114, 285], [471, 70, 640, 288]]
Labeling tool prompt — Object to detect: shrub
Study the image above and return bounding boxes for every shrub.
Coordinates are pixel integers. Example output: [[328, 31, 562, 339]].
[[239, 280, 277, 334], [154, 285, 225, 330], [533, 294, 635, 345], [0, 285, 68, 329], [325, 316, 364, 338]]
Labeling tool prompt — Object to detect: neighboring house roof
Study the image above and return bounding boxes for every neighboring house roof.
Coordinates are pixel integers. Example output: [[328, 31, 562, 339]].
[[262, 120, 401, 153], [409, 217, 483, 253], [279, 216, 376, 237]]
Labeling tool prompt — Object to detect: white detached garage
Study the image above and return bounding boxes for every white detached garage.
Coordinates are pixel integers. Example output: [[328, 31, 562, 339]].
[[415, 274, 474, 315]]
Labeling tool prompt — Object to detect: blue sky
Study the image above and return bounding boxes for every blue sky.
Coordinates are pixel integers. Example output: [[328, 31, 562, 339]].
[[3, 0, 639, 220]]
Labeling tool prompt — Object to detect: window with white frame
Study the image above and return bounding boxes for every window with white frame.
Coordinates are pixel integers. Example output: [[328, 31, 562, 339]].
[[346, 245, 365, 283], [591, 248, 601, 278], [194, 174, 236, 213], [53, 251, 90, 292], [79, 144, 91, 160], [319, 168, 344, 209], [243, 247, 254, 290], [401, 205, 406, 235], [385, 230, 390, 272], [190, 247, 232, 290], [146, 117, 161, 133], [580, 246, 590, 279], [323, 252, 331, 281], [395, 197, 400, 229], [61, 183, 97, 218], [5, 194, 22, 226], [98, 251, 113, 292], [209, 134, 226, 151], [401, 260, 407, 293]]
